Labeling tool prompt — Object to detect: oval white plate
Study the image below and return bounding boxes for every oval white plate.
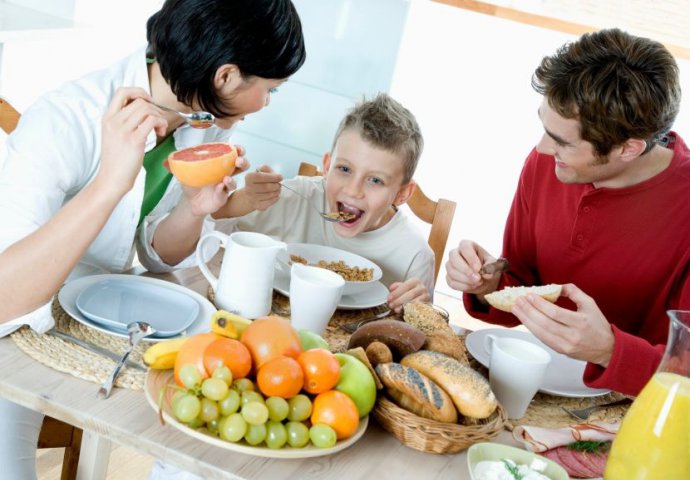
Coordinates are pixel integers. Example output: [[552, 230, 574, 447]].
[[59, 274, 215, 343], [144, 369, 369, 458], [273, 267, 388, 310], [76, 278, 199, 337], [466, 328, 610, 398]]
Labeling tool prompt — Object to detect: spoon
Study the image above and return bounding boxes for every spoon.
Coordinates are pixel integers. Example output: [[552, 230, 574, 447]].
[[149, 101, 215, 129], [97, 322, 156, 399], [279, 182, 355, 223]]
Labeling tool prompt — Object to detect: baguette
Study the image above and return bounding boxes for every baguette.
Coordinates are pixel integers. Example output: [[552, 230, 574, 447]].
[[401, 350, 497, 419], [376, 362, 458, 423], [484, 284, 562, 312]]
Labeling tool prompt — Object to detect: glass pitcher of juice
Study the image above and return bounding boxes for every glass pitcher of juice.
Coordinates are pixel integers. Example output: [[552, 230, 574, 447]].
[[604, 309, 690, 479]]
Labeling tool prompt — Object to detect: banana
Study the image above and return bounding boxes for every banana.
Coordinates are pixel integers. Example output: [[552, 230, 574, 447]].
[[143, 337, 188, 369], [210, 310, 252, 339]]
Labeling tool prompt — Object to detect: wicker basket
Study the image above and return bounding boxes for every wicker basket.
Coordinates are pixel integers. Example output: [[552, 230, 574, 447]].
[[372, 396, 507, 454]]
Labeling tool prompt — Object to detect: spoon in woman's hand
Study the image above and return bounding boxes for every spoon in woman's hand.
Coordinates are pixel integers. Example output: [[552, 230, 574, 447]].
[[97, 322, 156, 399], [149, 101, 215, 129], [279, 182, 355, 223]]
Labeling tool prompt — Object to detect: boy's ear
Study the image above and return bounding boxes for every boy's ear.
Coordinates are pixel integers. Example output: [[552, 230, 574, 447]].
[[618, 138, 648, 162], [393, 180, 417, 207], [214, 64, 243, 93], [322, 152, 331, 174]]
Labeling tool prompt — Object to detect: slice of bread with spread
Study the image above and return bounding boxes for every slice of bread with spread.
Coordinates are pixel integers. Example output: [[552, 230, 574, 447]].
[[484, 284, 562, 312]]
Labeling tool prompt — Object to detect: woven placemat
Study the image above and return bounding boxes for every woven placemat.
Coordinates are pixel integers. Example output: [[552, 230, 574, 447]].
[[10, 297, 146, 391]]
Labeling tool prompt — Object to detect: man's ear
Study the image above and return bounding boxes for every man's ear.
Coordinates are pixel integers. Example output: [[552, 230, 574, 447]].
[[393, 179, 417, 206], [619, 138, 648, 162], [322, 152, 331, 174], [214, 64, 243, 93]]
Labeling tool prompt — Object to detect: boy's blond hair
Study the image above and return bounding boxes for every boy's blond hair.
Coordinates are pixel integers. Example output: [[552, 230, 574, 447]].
[[331, 93, 423, 183]]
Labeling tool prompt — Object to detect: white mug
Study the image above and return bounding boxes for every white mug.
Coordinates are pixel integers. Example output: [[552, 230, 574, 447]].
[[196, 231, 286, 318], [483, 334, 551, 419], [289, 264, 345, 335]]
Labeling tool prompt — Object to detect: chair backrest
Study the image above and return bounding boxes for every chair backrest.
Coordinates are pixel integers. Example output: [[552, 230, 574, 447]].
[[0, 98, 20, 134], [297, 162, 456, 284]]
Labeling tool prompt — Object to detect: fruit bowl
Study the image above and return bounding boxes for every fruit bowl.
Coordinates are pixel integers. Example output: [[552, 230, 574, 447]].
[[166, 142, 238, 188], [144, 369, 368, 458], [278, 243, 383, 296]]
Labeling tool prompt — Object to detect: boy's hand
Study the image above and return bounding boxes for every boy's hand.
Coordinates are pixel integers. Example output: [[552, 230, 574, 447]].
[[446, 239, 501, 296], [244, 165, 283, 211], [387, 278, 431, 313]]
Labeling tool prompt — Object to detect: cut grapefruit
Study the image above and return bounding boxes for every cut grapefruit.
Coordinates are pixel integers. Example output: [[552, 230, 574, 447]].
[[167, 142, 238, 187]]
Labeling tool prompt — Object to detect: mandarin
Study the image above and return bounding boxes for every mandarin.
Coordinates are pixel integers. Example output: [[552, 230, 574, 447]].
[[311, 390, 359, 440], [297, 348, 340, 394], [256, 356, 304, 399], [203, 337, 252, 380]]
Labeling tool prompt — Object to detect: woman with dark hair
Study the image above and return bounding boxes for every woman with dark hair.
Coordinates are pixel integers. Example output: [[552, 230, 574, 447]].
[[0, 0, 305, 477]]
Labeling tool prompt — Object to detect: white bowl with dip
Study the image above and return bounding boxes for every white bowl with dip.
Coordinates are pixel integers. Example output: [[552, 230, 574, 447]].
[[468, 443, 568, 480]]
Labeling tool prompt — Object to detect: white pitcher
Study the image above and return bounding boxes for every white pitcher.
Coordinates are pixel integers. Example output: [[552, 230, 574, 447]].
[[196, 231, 286, 318]]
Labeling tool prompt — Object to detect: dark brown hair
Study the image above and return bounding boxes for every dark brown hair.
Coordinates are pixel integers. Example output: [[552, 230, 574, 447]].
[[532, 28, 681, 156], [332, 93, 423, 183]]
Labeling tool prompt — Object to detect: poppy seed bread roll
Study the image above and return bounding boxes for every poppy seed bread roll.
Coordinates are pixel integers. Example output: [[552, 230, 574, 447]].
[[401, 350, 497, 419], [376, 362, 458, 423], [484, 284, 562, 312]]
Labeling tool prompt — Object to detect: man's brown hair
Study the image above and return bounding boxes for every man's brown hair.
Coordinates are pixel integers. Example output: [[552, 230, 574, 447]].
[[532, 28, 681, 157], [332, 93, 423, 183]]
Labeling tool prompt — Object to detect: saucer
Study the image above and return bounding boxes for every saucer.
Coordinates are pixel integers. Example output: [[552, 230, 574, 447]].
[[76, 278, 199, 337]]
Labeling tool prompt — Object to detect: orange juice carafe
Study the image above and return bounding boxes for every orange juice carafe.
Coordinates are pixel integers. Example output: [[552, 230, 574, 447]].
[[604, 309, 690, 479]]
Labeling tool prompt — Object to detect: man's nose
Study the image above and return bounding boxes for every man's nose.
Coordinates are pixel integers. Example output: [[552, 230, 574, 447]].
[[536, 133, 555, 154]]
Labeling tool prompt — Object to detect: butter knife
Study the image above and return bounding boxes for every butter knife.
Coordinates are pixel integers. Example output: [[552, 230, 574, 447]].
[[47, 330, 146, 371]]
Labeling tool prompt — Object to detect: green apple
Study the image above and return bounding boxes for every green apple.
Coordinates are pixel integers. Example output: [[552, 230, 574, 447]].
[[333, 353, 377, 417], [298, 329, 330, 351]]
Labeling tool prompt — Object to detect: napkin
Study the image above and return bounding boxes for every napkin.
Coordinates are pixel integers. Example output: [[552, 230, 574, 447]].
[[512, 422, 619, 453]]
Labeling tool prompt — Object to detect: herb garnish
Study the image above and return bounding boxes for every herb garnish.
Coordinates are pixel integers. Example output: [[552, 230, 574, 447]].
[[567, 440, 610, 453], [501, 459, 524, 480]]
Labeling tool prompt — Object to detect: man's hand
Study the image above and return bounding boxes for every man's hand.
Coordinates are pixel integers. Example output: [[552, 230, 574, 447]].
[[445, 240, 501, 296], [387, 278, 431, 313], [244, 165, 283, 211], [512, 283, 615, 367]]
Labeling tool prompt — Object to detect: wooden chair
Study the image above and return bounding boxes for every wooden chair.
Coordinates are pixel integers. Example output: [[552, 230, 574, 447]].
[[298, 162, 456, 284], [0, 97, 83, 480]]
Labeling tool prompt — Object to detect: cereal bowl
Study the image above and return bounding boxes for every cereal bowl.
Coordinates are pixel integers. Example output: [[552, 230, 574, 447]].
[[278, 243, 382, 296], [467, 443, 569, 480]]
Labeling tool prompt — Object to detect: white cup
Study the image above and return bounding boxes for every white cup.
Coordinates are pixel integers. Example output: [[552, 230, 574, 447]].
[[289, 264, 345, 335], [483, 334, 551, 419]]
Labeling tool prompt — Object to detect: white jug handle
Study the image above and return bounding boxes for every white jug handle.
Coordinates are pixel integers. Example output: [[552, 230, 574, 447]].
[[196, 231, 227, 292], [483, 334, 498, 357]]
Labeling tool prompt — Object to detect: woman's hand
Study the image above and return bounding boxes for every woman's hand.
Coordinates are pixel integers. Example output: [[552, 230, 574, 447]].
[[446, 239, 501, 296], [387, 278, 432, 313], [243, 165, 283, 211], [98, 87, 167, 195], [512, 283, 615, 366]]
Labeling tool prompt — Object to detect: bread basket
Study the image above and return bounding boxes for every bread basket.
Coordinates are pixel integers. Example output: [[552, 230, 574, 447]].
[[372, 396, 507, 454]]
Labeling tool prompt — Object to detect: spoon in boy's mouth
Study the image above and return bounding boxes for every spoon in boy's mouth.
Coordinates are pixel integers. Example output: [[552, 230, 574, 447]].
[[279, 183, 355, 223]]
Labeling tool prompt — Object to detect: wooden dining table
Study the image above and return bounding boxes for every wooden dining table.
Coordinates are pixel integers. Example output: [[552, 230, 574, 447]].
[[0, 261, 518, 480]]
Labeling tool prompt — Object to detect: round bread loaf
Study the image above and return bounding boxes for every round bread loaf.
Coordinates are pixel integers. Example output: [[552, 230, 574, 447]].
[[401, 350, 497, 419], [375, 362, 458, 423], [484, 284, 562, 312]]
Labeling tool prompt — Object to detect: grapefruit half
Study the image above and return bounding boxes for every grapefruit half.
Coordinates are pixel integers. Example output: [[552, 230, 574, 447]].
[[167, 142, 238, 187]]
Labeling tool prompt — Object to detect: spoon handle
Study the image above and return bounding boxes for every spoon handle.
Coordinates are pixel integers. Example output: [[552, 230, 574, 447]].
[[97, 347, 134, 399]]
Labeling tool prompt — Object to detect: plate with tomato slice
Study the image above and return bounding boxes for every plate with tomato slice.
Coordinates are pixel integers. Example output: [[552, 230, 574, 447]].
[[144, 369, 369, 459]]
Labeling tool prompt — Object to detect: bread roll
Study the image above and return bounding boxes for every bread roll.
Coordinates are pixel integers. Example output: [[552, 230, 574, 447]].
[[376, 362, 458, 423], [401, 350, 497, 419], [424, 331, 469, 364], [484, 284, 562, 312], [365, 341, 393, 367], [347, 319, 426, 359]]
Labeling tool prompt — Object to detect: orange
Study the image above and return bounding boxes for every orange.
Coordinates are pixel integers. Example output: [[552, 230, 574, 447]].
[[240, 316, 302, 370], [173, 332, 219, 387], [256, 356, 304, 399], [203, 337, 252, 380], [297, 348, 340, 394], [311, 390, 359, 440], [166, 142, 237, 188]]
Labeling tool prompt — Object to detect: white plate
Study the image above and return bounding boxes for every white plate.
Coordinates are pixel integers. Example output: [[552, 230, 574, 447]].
[[465, 328, 610, 398], [76, 278, 199, 337], [145, 369, 369, 458], [59, 274, 214, 343], [273, 267, 388, 310]]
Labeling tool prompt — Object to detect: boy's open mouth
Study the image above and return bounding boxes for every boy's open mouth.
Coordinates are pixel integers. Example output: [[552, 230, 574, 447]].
[[337, 202, 363, 225]]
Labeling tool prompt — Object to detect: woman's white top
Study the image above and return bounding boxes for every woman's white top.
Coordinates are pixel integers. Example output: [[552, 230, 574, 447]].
[[0, 48, 232, 336]]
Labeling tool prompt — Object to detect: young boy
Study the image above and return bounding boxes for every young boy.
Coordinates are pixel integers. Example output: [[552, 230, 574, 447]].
[[214, 93, 434, 312]]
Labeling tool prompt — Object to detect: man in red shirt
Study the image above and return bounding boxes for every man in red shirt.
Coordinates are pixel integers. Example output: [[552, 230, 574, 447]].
[[446, 28, 690, 396]]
